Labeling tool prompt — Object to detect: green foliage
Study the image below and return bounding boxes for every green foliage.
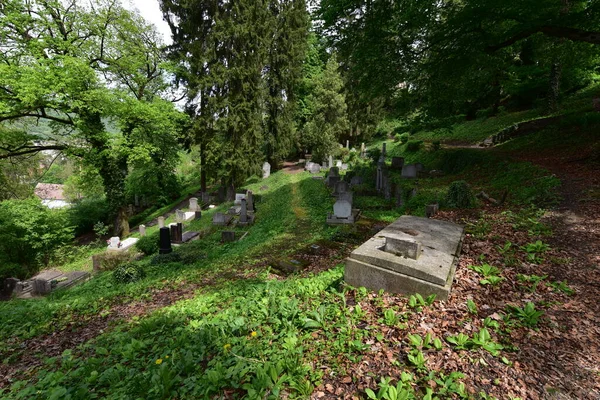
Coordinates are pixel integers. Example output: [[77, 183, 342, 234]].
[[68, 198, 111, 236], [549, 280, 575, 296], [408, 293, 436, 312], [507, 302, 544, 327], [0, 198, 73, 279], [447, 328, 504, 356], [150, 252, 183, 265], [113, 262, 146, 284], [517, 274, 548, 293], [135, 232, 160, 256], [445, 181, 475, 208], [522, 240, 550, 264], [467, 299, 478, 315], [468, 264, 504, 286], [399, 133, 410, 144], [431, 141, 441, 151]]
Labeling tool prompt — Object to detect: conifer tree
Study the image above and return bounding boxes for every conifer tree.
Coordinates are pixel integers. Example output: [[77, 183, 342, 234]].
[[264, 0, 309, 168]]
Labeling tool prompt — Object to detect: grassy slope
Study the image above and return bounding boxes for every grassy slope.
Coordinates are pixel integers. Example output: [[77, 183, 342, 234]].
[[5, 105, 598, 398]]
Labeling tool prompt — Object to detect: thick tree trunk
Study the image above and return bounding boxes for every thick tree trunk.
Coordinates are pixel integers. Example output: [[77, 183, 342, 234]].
[[114, 206, 130, 237]]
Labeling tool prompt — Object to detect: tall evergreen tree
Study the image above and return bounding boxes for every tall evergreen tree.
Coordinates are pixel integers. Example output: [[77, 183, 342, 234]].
[[263, 0, 309, 168]]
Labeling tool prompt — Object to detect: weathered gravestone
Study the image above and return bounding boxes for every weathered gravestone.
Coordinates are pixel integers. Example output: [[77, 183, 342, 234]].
[[401, 164, 418, 179], [334, 180, 349, 196], [415, 163, 424, 173], [426, 203, 440, 218], [234, 193, 246, 205], [338, 191, 354, 204], [360, 143, 366, 158], [391, 157, 405, 170], [189, 198, 199, 212], [139, 225, 146, 237], [222, 231, 236, 243], [262, 162, 271, 179], [309, 163, 321, 174], [350, 175, 363, 186], [170, 222, 184, 244], [238, 199, 255, 226], [326, 199, 360, 225], [345, 216, 464, 300], [107, 236, 138, 252], [158, 216, 165, 228], [212, 212, 232, 226], [246, 191, 255, 212]]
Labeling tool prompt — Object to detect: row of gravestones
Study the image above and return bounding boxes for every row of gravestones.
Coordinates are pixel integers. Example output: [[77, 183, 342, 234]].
[[325, 167, 361, 225]]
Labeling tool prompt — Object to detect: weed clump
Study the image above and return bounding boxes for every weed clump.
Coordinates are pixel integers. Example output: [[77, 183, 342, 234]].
[[113, 262, 146, 284], [446, 181, 475, 208], [150, 252, 183, 265]]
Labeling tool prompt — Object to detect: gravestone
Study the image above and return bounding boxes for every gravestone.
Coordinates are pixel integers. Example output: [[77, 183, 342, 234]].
[[212, 212, 232, 226], [345, 216, 464, 300], [158, 216, 165, 229], [218, 186, 226, 202], [401, 164, 417, 179], [170, 222, 183, 244], [189, 198, 199, 212], [334, 200, 352, 219], [338, 191, 354, 204], [238, 199, 255, 226], [328, 175, 340, 189], [326, 199, 360, 225], [222, 231, 236, 243], [139, 225, 146, 237], [336, 160, 342, 168], [329, 155, 334, 169], [334, 180, 349, 196], [382, 142, 387, 157], [360, 143, 366, 158], [346, 140, 350, 149], [246, 191, 255, 212], [32, 279, 52, 295], [159, 227, 173, 254], [391, 157, 405, 170], [350, 176, 363, 186], [201, 191, 210, 205], [376, 156, 385, 192], [426, 203, 439, 218], [305, 161, 314, 171], [234, 193, 246, 205], [262, 162, 271, 179], [108, 237, 120, 249], [415, 163, 424, 172], [176, 209, 185, 223], [309, 163, 321, 174]]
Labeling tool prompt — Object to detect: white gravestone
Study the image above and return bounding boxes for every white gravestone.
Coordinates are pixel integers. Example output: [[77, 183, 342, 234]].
[[333, 200, 352, 219], [108, 237, 120, 249], [139, 225, 146, 237], [158, 216, 165, 228], [262, 162, 271, 179], [189, 198, 199, 212]]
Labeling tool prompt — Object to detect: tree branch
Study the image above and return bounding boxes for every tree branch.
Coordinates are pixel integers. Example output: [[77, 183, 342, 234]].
[[0, 145, 68, 160], [487, 25, 600, 52]]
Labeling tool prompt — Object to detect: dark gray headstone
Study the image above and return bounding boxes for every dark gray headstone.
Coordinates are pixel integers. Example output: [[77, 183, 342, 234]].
[[401, 164, 417, 179], [391, 157, 405, 170], [222, 231, 236, 243], [246, 191, 255, 212], [159, 227, 173, 254], [218, 186, 225, 203]]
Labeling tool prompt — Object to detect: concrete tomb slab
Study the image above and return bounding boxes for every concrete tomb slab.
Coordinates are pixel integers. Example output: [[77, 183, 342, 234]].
[[107, 237, 139, 252], [345, 216, 464, 300]]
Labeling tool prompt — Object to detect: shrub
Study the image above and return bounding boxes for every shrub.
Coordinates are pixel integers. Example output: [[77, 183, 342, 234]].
[[92, 251, 141, 272], [399, 133, 410, 144], [0, 198, 74, 279], [68, 198, 111, 236], [113, 262, 146, 284], [394, 134, 402, 142], [446, 181, 476, 208], [367, 147, 382, 164], [432, 141, 441, 151], [135, 231, 160, 255], [405, 140, 423, 152]]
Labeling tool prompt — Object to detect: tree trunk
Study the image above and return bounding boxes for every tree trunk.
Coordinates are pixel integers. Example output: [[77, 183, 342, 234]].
[[114, 206, 130, 237], [548, 61, 562, 113], [200, 141, 207, 192]]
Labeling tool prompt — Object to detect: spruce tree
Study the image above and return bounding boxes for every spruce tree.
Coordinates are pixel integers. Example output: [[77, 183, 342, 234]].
[[264, 0, 309, 168]]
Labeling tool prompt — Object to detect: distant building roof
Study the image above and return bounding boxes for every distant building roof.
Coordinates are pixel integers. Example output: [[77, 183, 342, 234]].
[[35, 183, 66, 201]]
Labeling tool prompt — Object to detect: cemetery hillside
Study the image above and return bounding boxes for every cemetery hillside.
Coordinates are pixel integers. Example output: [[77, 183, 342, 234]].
[[1, 1, 600, 399]]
